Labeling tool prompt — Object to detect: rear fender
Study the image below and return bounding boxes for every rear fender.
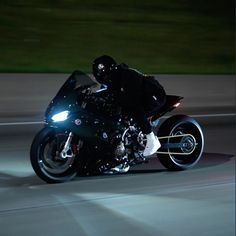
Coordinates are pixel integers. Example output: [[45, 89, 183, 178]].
[[151, 95, 183, 120]]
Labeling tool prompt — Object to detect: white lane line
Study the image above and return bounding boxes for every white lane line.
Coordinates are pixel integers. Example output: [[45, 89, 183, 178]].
[[163, 113, 236, 119], [0, 113, 235, 126], [189, 113, 236, 118], [0, 121, 44, 126]]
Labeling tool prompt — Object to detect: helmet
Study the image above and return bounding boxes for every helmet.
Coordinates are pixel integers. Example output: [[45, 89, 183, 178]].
[[92, 55, 117, 84]]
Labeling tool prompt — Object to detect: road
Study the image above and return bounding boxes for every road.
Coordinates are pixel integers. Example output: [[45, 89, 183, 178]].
[[0, 74, 235, 236]]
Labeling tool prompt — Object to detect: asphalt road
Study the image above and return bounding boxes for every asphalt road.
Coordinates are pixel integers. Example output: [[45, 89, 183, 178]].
[[0, 74, 235, 236], [0, 117, 235, 236]]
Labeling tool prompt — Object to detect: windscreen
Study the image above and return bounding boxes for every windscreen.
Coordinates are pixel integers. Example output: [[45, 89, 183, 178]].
[[45, 70, 99, 118], [55, 70, 97, 99]]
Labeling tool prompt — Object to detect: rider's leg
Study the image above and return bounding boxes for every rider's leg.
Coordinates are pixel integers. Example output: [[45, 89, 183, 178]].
[[143, 131, 161, 157], [130, 109, 161, 157]]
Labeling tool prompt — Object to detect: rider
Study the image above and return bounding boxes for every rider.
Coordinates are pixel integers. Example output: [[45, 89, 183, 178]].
[[92, 55, 166, 169]]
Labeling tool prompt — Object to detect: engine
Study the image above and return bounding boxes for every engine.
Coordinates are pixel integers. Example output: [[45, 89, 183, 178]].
[[113, 125, 147, 165]]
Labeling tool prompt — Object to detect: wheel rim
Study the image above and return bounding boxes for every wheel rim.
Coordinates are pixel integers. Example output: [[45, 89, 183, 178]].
[[39, 133, 76, 176], [168, 122, 203, 167]]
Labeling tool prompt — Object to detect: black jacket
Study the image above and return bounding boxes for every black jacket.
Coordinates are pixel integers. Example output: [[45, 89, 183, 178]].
[[108, 64, 166, 113]]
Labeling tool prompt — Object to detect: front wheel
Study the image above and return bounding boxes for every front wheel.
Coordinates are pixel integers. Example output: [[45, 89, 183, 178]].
[[157, 115, 204, 171], [30, 127, 80, 183]]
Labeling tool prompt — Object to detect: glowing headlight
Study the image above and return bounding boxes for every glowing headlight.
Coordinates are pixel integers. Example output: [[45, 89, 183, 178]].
[[52, 111, 69, 122]]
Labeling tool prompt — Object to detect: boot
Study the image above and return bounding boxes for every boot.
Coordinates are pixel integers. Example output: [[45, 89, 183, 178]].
[[143, 132, 161, 157]]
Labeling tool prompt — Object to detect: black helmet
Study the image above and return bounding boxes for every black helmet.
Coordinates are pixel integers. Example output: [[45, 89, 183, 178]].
[[92, 55, 117, 84]]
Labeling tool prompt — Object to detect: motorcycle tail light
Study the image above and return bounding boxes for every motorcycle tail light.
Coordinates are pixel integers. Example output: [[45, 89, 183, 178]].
[[174, 102, 181, 108]]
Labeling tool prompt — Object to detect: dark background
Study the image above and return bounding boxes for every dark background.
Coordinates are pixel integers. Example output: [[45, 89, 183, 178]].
[[0, 0, 235, 73]]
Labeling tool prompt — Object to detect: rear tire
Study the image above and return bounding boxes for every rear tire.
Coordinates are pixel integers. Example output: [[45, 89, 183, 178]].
[[30, 127, 80, 183], [157, 115, 204, 170]]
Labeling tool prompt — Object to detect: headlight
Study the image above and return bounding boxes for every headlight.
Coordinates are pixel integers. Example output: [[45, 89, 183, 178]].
[[51, 111, 69, 122]]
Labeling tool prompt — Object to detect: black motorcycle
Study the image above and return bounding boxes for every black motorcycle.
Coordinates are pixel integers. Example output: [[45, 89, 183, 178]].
[[30, 71, 204, 183]]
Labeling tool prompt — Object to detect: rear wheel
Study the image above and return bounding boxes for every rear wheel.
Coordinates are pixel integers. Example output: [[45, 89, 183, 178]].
[[157, 115, 204, 170], [30, 127, 80, 183]]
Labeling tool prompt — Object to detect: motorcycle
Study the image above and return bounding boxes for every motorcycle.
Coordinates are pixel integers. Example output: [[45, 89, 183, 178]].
[[30, 70, 204, 183]]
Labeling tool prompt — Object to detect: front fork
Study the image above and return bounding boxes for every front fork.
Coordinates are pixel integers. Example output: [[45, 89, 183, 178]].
[[60, 132, 74, 159]]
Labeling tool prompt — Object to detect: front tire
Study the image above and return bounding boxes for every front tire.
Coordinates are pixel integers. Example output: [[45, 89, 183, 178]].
[[157, 115, 204, 171], [30, 127, 80, 183]]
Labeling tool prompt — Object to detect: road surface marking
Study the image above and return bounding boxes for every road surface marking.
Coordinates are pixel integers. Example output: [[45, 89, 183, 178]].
[[0, 113, 235, 126]]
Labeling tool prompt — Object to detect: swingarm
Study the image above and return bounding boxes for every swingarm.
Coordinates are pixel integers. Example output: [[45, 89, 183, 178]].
[[157, 134, 197, 156]]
